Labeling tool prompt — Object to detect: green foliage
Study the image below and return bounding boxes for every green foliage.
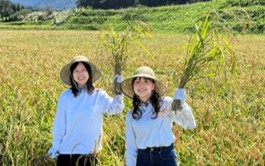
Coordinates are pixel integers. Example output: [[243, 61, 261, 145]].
[[76, 0, 210, 9], [1, 0, 265, 34], [75, 8, 121, 17], [220, 0, 265, 7], [177, 14, 235, 88], [0, 0, 14, 20], [7, 8, 29, 21], [99, 21, 153, 75], [0, 0, 28, 21], [214, 4, 265, 34], [68, 16, 108, 24], [120, 10, 147, 22]]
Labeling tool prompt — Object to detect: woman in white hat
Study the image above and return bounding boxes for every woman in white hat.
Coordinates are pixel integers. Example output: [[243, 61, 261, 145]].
[[120, 66, 196, 166], [47, 55, 124, 166]]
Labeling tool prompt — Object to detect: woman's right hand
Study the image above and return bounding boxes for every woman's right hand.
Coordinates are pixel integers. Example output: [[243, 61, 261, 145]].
[[48, 146, 59, 159]]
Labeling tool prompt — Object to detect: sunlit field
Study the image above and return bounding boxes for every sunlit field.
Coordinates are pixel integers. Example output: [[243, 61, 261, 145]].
[[0, 30, 264, 166]]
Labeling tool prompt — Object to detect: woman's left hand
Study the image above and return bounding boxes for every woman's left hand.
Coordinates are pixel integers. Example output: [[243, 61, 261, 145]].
[[171, 88, 186, 111], [113, 74, 123, 95]]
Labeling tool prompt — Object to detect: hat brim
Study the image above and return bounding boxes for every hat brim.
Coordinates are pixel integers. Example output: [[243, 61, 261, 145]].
[[60, 61, 101, 86], [120, 75, 167, 99]]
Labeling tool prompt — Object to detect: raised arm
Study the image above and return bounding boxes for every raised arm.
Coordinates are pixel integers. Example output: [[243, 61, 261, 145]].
[[102, 74, 124, 115], [171, 88, 196, 129]]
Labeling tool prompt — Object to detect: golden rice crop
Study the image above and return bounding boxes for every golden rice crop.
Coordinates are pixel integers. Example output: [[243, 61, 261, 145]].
[[0, 30, 264, 165]]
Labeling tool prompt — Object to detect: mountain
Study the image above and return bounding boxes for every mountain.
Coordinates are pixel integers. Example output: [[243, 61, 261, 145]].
[[10, 0, 77, 10]]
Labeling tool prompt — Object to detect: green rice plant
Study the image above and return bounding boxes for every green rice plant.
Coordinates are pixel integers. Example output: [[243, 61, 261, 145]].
[[99, 21, 152, 75], [172, 13, 236, 110], [99, 21, 153, 93]]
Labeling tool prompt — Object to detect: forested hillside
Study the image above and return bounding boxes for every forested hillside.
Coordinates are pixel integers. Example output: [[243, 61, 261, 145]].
[[0, 0, 264, 34]]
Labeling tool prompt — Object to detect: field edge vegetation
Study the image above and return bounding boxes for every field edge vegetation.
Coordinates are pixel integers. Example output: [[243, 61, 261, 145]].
[[0, 0, 264, 34]]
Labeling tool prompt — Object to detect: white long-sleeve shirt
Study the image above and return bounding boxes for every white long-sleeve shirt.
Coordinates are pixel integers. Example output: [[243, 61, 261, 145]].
[[51, 88, 124, 154], [125, 96, 196, 166]]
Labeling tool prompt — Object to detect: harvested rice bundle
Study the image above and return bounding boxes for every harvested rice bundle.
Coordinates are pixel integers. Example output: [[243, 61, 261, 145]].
[[100, 22, 152, 94], [172, 15, 235, 111]]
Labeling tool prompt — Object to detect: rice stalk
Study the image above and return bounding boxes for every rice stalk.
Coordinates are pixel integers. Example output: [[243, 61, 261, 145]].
[[172, 13, 236, 110], [99, 21, 152, 75], [99, 21, 153, 94]]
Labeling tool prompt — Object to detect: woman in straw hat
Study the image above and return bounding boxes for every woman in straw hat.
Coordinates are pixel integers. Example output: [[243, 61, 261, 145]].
[[120, 66, 196, 166], [47, 55, 124, 166]]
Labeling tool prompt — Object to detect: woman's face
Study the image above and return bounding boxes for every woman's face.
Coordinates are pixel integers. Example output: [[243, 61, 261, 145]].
[[133, 77, 155, 102], [73, 62, 89, 88]]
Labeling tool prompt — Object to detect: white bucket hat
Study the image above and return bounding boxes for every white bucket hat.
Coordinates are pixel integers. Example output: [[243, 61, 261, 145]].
[[60, 55, 101, 86], [120, 66, 167, 99]]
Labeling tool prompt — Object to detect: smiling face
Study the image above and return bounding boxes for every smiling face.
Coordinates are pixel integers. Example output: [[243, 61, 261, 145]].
[[133, 77, 155, 102], [72, 62, 89, 88]]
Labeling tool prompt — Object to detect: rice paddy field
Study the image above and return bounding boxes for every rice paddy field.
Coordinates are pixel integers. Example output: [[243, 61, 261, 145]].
[[0, 30, 264, 165]]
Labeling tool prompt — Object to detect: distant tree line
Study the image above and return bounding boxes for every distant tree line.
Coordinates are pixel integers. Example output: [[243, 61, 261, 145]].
[[0, 0, 36, 21], [76, 0, 211, 9], [0, 0, 23, 20], [0, 0, 210, 21]]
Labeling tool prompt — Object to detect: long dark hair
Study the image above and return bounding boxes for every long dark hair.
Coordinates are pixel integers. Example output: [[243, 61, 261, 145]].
[[70, 62, 94, 97], [131, 77, 161, 120]]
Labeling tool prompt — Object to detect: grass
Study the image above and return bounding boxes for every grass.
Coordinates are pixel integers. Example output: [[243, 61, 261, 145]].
[[0, 30, 264, 165], [0, 0, 264, 34]]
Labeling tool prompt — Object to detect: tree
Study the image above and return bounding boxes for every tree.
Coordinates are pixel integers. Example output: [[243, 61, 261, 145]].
[[75, 0, 211, 9], [0, 0, 14, 20], [76, 0, 88, 8], [76, 0, 100, 8]]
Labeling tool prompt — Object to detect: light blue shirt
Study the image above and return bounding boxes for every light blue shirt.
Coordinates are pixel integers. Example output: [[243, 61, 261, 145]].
[[51, 88, 124, 154], [125, 96, 196, 166]]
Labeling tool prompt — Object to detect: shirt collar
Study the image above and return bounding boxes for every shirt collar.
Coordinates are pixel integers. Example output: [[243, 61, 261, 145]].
[[140, 100, 150, 107], [77, 85, 87, 96]]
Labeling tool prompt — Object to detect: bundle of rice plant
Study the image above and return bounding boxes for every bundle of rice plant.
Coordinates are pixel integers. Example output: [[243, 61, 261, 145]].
[[100, 26, 131, 75], [172, 14, 236, 111], [99, 22, 153, 94]]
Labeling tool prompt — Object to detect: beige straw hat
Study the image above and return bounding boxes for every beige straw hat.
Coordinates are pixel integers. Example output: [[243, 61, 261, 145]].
[[120, 66, 167, 99], [60, 55, 101, 86]]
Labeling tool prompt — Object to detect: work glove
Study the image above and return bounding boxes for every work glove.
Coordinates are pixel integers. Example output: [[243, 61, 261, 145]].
[[171, 88, 186, 111], [113, 74, 123, 95], [48, 146, 59, 159]]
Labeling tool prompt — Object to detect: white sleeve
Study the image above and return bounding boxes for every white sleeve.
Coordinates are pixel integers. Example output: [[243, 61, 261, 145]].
[[160, 96, 174, 114], [171, 103, 196, 129], [51, 93, 66, 150], [125, 112, 138, 166], [99, 90, 124, 115]]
